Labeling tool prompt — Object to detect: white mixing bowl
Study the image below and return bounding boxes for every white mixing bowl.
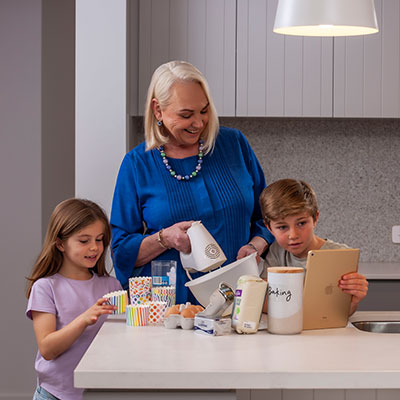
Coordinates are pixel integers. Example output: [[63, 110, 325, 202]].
[[185, 252, 263, 308]]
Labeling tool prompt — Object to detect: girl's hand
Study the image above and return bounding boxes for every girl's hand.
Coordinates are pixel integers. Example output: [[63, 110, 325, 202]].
[[161, 221, 195, 253], [32, 298, 117, 360], [80, 297, 118, 326], [339, 272, 368, 315]]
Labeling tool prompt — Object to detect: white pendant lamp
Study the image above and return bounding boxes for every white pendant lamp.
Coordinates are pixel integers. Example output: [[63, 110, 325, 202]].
[[274, 0, 379, 37]]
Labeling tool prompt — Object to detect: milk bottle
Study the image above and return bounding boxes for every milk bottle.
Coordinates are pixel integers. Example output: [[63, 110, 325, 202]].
[[231, 275, 267, 334]]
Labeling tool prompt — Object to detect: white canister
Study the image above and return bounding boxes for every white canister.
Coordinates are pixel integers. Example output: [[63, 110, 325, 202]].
[[232, 275, 267, 334], [267, 267, 304, 334]]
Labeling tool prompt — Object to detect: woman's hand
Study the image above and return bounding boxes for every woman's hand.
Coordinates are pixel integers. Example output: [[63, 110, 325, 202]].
[[339, 272, 368, 316], [237, 237, 269, 264], [237, 243, 260, 264], [161, 221, 194, 253]]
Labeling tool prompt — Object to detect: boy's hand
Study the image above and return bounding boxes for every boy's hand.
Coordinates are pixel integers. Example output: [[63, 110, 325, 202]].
[[81, 297, 117, 326], [339, 272, 368, 315]]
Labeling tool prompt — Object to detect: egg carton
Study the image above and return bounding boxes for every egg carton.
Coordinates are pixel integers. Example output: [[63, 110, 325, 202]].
[[163, 302, 203, 330], [163, 314, 194, 330]]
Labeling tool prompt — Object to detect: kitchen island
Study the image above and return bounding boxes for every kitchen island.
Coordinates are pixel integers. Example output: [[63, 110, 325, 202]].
[[75, 312, 400, 400]]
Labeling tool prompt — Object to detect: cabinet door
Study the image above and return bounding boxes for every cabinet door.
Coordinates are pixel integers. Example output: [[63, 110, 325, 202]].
[[236, 0, 333, 117], [334, 0, 400, 117], [133, 0, 236, 116]]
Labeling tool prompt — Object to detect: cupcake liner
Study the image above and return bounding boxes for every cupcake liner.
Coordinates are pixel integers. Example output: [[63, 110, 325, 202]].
[[129, 277, 152, 304], [147, 301, 168, 325], [103, 290, 128, 314], [151, 286, 176, 308], [126, 304, 149, 326]]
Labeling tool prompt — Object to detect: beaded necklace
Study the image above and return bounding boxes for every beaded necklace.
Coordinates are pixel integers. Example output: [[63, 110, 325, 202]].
[[159, 140, 204, 181]]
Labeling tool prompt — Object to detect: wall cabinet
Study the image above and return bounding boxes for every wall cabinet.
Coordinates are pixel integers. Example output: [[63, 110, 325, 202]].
[[334, 0, 400, 117], [236, 0, 333, 117], [130, 0, 236, 116], [130, 0, 400, 117]]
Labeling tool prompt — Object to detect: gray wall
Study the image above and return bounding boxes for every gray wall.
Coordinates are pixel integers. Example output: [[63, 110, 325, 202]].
[[131, 116, 400, 264], [221, 117, 400, 264], [0, 1, 75, 399]]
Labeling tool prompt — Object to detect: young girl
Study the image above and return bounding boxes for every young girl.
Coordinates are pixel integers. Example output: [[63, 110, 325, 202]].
[[26, 198, 122, 400]]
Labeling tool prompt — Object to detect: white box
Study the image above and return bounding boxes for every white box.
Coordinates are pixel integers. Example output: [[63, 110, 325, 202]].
[[194, 315, 232, 336]]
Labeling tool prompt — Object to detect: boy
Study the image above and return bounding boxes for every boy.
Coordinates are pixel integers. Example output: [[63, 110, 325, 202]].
[[260, 179, 368, 315]]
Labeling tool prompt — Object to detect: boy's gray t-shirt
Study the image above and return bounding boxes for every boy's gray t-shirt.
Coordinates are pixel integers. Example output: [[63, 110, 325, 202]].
[[261, 239, 349, 278]]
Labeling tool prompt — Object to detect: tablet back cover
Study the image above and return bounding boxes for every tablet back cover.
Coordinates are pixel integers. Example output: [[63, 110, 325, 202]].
[[303, 248, 360, 330]]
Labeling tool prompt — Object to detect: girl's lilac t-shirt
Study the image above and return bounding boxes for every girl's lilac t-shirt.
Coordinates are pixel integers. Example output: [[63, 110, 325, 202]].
[[26, 273, 122, 400]]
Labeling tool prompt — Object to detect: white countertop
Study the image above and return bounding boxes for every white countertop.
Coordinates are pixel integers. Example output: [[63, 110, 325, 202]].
[[359, 262, 400, 279], [75, 311, 400, 390]]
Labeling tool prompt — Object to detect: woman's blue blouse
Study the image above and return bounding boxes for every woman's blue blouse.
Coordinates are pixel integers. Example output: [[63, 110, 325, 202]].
[[110, 127, 274, 304]]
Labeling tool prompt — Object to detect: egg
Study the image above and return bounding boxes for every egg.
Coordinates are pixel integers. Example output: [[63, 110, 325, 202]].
[[165, 304, 180, 318], [181, 308, 196, 319]]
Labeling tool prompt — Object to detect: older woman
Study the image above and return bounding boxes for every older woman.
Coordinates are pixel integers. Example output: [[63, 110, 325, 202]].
[[110, 60, 274, 303]]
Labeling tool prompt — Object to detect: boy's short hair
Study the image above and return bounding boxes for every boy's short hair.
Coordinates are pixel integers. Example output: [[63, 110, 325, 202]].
[[260, 179, 319, 227]]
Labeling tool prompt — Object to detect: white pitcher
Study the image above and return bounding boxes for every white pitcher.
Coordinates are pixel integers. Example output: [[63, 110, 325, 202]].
[[180, 221, 227, 273]]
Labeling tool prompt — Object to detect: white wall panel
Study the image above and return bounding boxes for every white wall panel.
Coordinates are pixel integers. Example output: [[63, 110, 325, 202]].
[[237, 0, 333, 117], [284, 36, 303, 116], [265, 0, 285, 116], [363, 0, 382, 116], [169, 0, 188, 61], [381, 0, 400, 117], [76, 0, 127, 216], [334, 0, 400, 117], [136, 0, 236, 116], [248, 0, 268, 116]]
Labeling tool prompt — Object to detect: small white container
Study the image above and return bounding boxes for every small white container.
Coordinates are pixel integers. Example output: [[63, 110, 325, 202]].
[[267, 266, 305, 335], [231, 275, 267, 334]]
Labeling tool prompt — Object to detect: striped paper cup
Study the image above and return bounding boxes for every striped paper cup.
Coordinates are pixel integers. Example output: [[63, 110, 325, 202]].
[[103, 290, 128, 314], [126, 304, 150, 326]]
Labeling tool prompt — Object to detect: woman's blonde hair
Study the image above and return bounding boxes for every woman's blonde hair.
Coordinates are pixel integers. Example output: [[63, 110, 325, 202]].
[[26, 198, 111, 298], [260, 179, 319, 227], [144, 60, 219, 154]]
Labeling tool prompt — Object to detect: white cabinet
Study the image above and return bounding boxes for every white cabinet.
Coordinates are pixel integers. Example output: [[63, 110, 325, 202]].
[[131, 0, 236, 117], [236, 0, 333, 117], [130, 0, 400, 118], [334, 0, 400, 117]]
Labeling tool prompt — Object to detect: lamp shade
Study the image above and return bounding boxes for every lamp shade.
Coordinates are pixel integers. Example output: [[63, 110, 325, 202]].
[[274, 0, 379, 37]]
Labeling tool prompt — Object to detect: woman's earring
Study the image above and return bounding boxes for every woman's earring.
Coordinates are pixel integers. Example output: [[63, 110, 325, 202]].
[[157, 120, 163, 127]]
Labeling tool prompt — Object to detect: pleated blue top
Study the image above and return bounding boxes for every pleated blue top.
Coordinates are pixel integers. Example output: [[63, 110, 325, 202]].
[[110, 127, 274, 303]]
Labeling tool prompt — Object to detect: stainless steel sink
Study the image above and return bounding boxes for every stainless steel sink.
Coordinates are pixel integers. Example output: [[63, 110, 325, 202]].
[[352, 321, 400, 333]]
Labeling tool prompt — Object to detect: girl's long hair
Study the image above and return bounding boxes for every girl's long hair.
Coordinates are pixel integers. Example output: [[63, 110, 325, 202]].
[[26, 198, 111, 298]]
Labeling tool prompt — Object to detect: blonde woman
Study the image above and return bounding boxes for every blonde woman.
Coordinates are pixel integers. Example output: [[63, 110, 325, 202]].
[[111, 61, 273, 303]]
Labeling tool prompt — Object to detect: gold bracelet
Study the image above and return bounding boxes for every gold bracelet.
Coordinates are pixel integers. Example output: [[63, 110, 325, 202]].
[[157, 229, 170, 249]]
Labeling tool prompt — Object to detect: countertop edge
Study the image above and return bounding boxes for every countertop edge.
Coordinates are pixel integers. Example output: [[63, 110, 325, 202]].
[[359, 262, 400, 279]]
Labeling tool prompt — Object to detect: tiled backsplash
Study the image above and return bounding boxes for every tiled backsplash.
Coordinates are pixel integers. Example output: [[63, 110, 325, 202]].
[[131, 117, 400, 263], [221, 117, 400, 263]]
